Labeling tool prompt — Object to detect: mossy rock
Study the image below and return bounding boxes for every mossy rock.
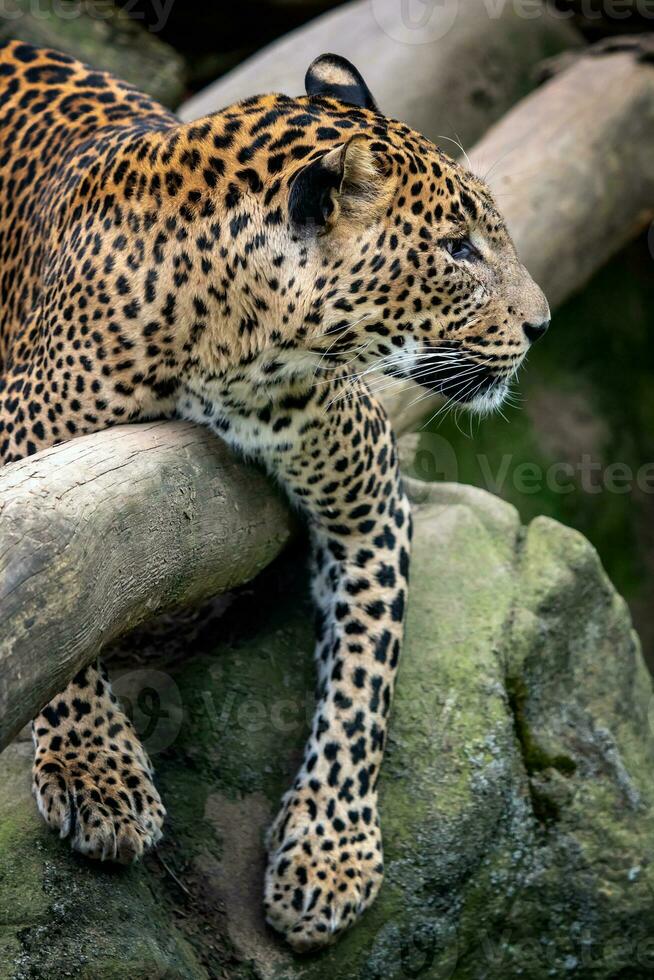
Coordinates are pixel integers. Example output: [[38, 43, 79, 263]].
[[0, 741, 202, 979], [1, 480, 653, 978], [0, 0, 185, 107]]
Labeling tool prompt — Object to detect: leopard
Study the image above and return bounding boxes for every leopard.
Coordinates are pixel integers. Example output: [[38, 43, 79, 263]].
[[0, 41, 550, 951]]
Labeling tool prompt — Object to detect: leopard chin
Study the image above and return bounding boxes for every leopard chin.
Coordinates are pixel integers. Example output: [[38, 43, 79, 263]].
[[467, 380, 509, 416]]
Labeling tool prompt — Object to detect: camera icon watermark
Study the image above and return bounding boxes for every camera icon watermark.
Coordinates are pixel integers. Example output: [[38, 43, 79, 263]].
[[369, 0, 654, 45], [113, 668, 183, 755], [401, 433, 654, 498], [402, 432, 459, 483]]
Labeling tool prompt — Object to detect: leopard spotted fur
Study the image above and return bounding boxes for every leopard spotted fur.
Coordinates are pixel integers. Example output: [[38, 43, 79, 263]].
[[0, 43, 549, 950]]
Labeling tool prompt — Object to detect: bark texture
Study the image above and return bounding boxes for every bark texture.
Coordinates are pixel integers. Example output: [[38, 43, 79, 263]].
[[0, 423, 295, 748]]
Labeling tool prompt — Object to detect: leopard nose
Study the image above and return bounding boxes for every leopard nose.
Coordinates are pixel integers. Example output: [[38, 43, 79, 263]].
[[523, 319, 550, 344]]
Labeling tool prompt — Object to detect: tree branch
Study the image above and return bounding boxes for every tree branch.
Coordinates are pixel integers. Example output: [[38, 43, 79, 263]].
[[0, 423, 295, 747]]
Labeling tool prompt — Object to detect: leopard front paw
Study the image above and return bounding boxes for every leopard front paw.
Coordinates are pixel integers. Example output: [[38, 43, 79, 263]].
[[264, 788, 383, 951], [33, 747, 165, 864]]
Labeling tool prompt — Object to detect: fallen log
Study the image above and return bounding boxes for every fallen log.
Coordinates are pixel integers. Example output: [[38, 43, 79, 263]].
[[2, 44, 653, 750], [0, 424, 296, 747], [178, 0, 580, 147]]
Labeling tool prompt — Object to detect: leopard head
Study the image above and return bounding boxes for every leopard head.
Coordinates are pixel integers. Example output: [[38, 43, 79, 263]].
[[184, 55, 549, 414], [242, 55, 547, 412]]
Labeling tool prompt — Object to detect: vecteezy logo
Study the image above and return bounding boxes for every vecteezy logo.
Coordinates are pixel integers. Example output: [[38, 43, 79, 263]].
[[370, 0, 461, 45]]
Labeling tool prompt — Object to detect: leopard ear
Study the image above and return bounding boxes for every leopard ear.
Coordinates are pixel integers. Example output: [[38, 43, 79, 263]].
[[289, 135, 393, 232], [305, 53, 378, 112]]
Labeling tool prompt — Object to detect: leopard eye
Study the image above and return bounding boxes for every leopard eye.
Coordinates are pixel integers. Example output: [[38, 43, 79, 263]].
[[443, 237, 479, 261]]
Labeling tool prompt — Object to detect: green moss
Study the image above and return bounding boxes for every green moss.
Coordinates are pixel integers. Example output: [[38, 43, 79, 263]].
[[0, 0, 186, 107], [0, 742, 206, 979], [506, 674, 577, 777], [505, 673, 576, 824]]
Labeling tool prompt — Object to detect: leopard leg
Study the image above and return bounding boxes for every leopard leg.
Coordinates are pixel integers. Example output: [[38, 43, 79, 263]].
[[243, 383, 410, 950], [32, 660, 165, 863], [181, 374, 411, 950]]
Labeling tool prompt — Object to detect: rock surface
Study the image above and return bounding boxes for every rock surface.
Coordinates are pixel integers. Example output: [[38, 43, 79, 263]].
[[1, 479, 653, 979], [0, 0, 185, 107]]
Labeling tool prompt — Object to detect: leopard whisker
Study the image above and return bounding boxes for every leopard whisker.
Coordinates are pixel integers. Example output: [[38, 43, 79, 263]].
[[318, 351, 460, 396], [420, 372, 488, 430], [436, 132, 472, 172], [324, 357, 483, 415], [366, 361, 483, 399]]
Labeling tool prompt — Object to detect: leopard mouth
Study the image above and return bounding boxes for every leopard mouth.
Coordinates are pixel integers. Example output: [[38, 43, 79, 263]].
[[408, 355, 504, 405]]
